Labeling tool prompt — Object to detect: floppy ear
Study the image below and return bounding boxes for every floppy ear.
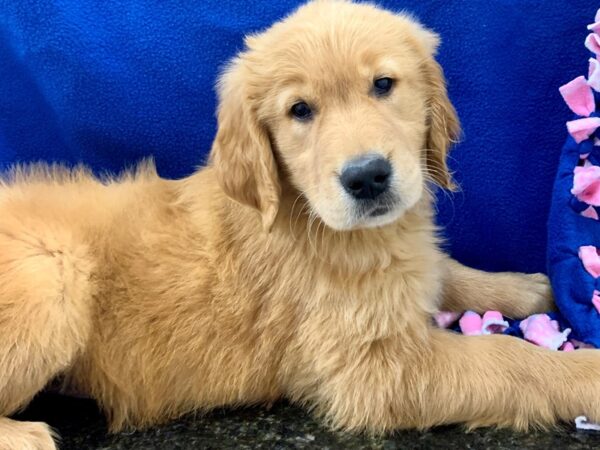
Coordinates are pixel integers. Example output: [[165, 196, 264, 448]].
[[209, 59, 281, 231], [423, 57, 461, 190]]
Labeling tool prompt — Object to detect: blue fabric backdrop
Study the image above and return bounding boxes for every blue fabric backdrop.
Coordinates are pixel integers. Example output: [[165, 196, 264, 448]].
[[0, 1, 593, 274]]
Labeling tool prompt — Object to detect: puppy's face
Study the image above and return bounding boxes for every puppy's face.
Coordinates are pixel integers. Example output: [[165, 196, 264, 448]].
[[211, 0, 459, 231]]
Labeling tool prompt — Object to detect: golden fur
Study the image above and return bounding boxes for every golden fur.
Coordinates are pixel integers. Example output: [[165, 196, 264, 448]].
[[0, 1, 594, 448]]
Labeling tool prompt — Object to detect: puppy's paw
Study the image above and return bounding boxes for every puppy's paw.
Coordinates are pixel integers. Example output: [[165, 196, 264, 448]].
[[521, 272, 555, 312], [0, 419, 58, 450], [497, 272, 555, 318]]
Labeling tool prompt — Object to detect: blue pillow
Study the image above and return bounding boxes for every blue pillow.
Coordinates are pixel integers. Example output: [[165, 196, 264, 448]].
[[548, 21, 600, 345]]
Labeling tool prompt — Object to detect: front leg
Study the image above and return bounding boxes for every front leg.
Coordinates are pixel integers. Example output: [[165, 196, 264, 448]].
[[441, 258, 554, 318], [291, 327, 600, 432]]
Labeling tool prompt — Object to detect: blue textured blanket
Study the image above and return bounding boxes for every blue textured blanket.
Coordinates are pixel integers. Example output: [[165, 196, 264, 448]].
[[0, 0, 593, 274]]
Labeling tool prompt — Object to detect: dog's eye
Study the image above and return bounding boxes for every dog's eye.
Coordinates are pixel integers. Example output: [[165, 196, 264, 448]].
[[373, 77, 394, 96], [290, 102, 313, 121]]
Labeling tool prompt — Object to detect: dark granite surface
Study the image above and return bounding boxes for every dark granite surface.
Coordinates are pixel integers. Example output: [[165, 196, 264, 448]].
[[13, 393, 600, 449]]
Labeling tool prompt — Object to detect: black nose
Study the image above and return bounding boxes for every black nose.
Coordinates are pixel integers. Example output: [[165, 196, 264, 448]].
[[340, 154, 392, 200]]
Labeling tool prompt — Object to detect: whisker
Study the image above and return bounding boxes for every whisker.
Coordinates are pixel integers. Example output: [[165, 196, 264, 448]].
[[289, 192, 307, 241]]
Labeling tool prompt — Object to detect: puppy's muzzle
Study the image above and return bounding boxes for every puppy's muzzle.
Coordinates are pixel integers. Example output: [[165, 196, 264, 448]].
[[340, 153, 391, 201]]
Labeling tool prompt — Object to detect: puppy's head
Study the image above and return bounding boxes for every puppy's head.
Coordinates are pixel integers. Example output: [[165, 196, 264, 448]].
[[210, 0, 460, 231]]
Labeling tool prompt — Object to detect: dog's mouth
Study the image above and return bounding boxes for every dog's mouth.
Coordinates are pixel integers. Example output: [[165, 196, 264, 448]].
[[368, 206, 390, 217], [355, 195, 401, 223], [311, 190, 403, 231]]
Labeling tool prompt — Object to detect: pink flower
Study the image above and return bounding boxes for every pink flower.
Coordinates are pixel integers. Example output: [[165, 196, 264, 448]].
[[592, 290, 600, 314], [561, 342, 575, 352], [481, 311, 509, 334], [519, 314, 571, 351], [572, 165, 600, 205], [581, 206, 599, 220], [579, 246, 600, 278], [589, 58, 600, 92], [560, 76, 595, 116], [567, 117, 600, 143], [459, 311, 482, 336], [586, 33, 600, 55], [588, 9, 600, 34], [434, 311, 461, 329]]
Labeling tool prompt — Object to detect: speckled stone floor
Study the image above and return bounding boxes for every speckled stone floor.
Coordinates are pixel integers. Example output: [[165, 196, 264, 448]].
[[13, 393, 600, 449]]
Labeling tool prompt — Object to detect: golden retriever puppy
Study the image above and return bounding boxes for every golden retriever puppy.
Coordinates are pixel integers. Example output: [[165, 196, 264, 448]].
[[0, 0, 590, 448]]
